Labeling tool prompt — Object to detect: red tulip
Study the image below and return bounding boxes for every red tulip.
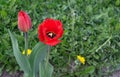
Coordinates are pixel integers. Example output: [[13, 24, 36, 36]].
[[38, 18, 64, 46], [18, 10, 32, 32]]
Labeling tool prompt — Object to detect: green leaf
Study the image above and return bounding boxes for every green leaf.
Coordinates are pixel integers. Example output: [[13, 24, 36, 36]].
[[29, 42, 48, 77], [39, 61, 53, 77], [80, 66, 95, 75], [1, 10, 7, 18], [8, 30, 31, 74]]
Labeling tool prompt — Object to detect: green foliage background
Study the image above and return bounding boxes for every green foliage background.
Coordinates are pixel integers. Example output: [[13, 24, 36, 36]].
[[0, 0, 120, 76]]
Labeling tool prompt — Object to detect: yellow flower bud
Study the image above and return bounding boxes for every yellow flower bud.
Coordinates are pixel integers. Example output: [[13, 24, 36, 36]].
[[22, 49, 32, 56], [77, 55, 85, 64]]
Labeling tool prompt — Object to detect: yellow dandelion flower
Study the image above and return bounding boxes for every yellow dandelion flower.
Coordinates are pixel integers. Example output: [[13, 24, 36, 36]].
[[22, 49, 32, 56], [77, 55, 85, 64]]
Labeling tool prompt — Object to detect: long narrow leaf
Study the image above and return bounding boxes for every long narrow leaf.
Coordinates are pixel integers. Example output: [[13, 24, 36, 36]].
[[29, 42, 48, 77], [8, 30, 31, 74], [39, 61, 53, 77]]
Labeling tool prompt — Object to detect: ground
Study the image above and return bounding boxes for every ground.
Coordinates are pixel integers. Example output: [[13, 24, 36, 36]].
[[1, 70, 120, 77], [0, 70, 23, 77]]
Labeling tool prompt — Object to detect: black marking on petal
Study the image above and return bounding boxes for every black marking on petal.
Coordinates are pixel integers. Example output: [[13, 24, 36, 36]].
[[47, 32, 56, 38]]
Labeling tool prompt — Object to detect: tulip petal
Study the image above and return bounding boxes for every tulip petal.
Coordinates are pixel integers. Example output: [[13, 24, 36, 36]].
[[18, 10, 32, 32], [38, 23, 45, 42], [45, 40, 61, 46], [43, 18, 59, 33]]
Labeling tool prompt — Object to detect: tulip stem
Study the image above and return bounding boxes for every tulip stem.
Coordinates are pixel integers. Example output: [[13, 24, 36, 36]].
[[24, 32, 28, 56], [46, 45, 50, 64], [45, 46, 51, 73]]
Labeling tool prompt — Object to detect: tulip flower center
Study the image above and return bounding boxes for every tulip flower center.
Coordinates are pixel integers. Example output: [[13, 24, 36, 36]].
[[47, 32, 56, 38]]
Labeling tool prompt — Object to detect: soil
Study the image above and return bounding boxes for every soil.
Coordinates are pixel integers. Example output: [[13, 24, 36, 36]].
[[0, 70, 23, 77], [109, 70, 120, 77], [0, 70, 120, 77]]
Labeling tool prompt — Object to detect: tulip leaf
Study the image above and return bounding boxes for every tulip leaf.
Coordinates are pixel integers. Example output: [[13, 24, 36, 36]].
[[29, 42, 48, 77], [39, 61, 53, 77], [8, 30, 31, 74]]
